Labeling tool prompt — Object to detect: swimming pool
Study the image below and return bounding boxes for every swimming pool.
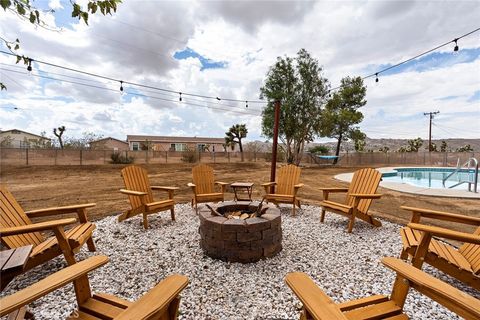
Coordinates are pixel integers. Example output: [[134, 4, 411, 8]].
[[382, 167, 479, 190]]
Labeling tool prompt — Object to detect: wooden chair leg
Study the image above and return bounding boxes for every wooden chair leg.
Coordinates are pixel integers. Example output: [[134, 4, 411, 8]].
[[86, 238, 96, 252], [320, 208, 326, 222], [347, 215, 355, 233], [195, 202, 198, 214], [399, 249, 409, 260], [143, 213, 149, 229], [170, 207, 175, 221], [292, 203, 296, 216]]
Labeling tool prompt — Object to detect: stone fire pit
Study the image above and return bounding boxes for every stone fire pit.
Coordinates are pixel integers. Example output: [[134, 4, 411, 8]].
[[198, 201, 282, 263]]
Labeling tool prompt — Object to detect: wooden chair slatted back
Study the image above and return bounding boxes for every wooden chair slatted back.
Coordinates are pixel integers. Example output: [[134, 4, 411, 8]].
[[346, 168, 382, 215], [121, 166, 154, 209], [459, 226, 480, 274], [0, 186, 44, 248], [276, 165, 301, 195], [192, 164, 215, 194]]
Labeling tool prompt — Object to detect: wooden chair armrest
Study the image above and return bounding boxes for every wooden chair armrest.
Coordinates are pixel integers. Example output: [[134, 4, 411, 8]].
[[407, 223, 480, 245], [285, 272, 348, 320], [318, 188, 349, 193], [401, 206, 480, 225], [261, 182, 276, 187], [120, 189, 148, 196], [294, 183, 304, 189], [382, 257, 480, 320], [151, 186, 179, 191], [0, 256, 109, 317], [215, 181, 228, 186], [349, 193, 382, 199], [115, 274, 189, 320], [187, 183, 196, 188], [0, 218, 77, 236], [25, 203, 96, 219]]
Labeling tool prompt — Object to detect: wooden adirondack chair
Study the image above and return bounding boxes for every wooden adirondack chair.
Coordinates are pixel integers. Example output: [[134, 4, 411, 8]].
[[188, 164, 228, 214], [262, 164, 304, 216], [286, 257, 480, 320], [118, 165, 179, 229], [399, 205, 480, 290], [0, 255, 189, 319], [319, 168, 382, 233], [0, 186, 96, 273]]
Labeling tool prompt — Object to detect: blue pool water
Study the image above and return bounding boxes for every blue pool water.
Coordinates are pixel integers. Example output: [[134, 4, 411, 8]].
[[382, 168, 479, 190]]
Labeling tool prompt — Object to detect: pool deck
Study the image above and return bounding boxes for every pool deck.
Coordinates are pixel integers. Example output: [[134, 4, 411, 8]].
[[335, 167, 480, 199]]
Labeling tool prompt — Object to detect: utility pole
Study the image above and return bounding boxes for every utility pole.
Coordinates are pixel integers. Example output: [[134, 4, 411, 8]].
[[424, 111, 440, 152]]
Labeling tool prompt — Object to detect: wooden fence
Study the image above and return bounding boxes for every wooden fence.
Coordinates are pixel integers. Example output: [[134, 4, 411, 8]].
[[0, 147, 476, 167]]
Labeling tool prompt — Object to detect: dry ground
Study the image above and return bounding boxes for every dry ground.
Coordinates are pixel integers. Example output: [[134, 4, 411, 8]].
[[1, 163, 478, 233]]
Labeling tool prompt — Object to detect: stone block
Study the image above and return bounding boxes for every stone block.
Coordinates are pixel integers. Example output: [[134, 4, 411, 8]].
[[224, 240, 250, 250], [237, 231, 262, 243], [222, 219, 247, 233], [245, 217, 271, 231]]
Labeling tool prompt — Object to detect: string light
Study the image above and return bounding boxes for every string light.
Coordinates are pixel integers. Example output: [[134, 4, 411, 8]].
[[179, 92, 182, 101], [119, 80, 124, 94], [453, 38, 459, 52], [216, 97, 221, 101], [26, 59, 32, 74], [245, 101, 248, 108]]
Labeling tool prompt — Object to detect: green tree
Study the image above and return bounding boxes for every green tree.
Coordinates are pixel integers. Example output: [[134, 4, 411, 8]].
[[406, 137, 423, 152], [440, 140, 448, 152], [308, 145, 329, 155], [1, 0, 121, 90], [53, 126, 66, 149], [379, 146, 390, 153], [321, 76, 367, 163], [0, 135, 13, 147], [225, 124, 248, 162], [260, 49, 329, 165]]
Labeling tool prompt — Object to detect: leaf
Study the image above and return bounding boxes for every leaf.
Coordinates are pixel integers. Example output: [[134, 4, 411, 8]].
[[29, 12, 35, 23], [14, 44, 19, 50], [16, 55, 21, 64], [16, 3, 26, 15], [35, 9, 39, 23], [81, 11, 88, 24], [0, 82, 7, 90], [0, 0, 11, 11], [72, 3, 81, 17]]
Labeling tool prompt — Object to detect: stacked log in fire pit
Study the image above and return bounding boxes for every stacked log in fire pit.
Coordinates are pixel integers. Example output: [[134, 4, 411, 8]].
[[199, 201, 282, 263]]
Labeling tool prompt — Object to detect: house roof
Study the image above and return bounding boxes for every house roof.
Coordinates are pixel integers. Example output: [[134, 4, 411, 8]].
[[90, 137, 128, 145], [127, 135, 225, 144], [0, 129, 51, 140]]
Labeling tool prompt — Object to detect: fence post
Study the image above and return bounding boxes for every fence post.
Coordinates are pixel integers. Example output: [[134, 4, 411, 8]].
[[26, 148, 29, 165], [80, 149, 83, 165], [213, 152, 216, 163], [228, 152, 230, 162], [165, 151, 168, 163], [145, 150, 148, 164], [104, 150, 107, 164], [55, 149, 57, 165]]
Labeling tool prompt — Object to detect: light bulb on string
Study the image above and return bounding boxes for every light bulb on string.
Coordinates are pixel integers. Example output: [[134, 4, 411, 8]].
[[453, 39, 459, 52], [119, 80, 124, 95], [216, 97, 221, 101], [179, 92, 182, 102], [375, 73, 379, 83], [27, 59, 32, 75], [245, 101, 248, 108]]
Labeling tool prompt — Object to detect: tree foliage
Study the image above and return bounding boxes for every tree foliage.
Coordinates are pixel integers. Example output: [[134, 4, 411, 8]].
[[456, 144, 473, 152], [321, 76, 367, 162], [225, 124, 248, 161], [308, 145, 330, 155], [0, 0, 121, 90], [260, 49, 329, 165], [53, 126, 66, 149], [440, 140, 448, 152]]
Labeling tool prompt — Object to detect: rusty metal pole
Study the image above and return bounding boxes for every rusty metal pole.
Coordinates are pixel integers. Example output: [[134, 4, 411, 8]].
[[270, 100, 281, 193]]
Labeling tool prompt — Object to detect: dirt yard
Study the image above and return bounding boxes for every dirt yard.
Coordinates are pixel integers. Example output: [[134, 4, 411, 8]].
[[1, 163, 478, 232]]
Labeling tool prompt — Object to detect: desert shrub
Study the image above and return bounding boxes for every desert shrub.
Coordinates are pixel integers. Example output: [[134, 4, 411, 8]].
[[110, 152, 134, 164], [309, 145, 330, 154], [181, 148, 198, 163]]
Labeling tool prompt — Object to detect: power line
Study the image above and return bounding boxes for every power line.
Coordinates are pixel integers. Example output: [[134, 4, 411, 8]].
[[329, 27, 480, 92], [0, 67, 261, 116], [0, 50, 266, 104]]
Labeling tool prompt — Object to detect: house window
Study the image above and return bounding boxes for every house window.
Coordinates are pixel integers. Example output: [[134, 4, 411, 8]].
[[19, 140, 30, 149], [197, 144, 206, 152], [170, 143, 187, 151], [132, 142, 139, 151]]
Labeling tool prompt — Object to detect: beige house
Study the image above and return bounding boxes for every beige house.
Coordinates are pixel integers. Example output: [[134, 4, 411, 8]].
[[0, 129, 51, 148], [90, 137, 129, 151], [126, 135, 235, 152]]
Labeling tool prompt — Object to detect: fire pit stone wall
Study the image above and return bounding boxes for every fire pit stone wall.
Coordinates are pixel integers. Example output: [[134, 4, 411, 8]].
[[199, 201, 282, 263]]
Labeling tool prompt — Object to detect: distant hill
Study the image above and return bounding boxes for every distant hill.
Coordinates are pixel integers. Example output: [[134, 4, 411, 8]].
[[310, 138, 480, 153]]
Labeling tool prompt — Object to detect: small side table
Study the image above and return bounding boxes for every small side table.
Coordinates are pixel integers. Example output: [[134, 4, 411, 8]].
[[1, 245, 32, 291], [230, 182, 254, 201]]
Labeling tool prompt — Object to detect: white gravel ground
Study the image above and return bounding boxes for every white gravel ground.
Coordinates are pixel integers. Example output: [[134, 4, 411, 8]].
[[2, 204, 478, 319]]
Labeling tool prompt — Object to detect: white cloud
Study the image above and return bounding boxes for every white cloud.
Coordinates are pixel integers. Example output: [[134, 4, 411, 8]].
[[0, 0, 479, 142]]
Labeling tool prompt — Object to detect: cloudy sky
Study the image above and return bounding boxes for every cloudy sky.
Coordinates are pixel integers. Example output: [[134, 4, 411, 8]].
[[0, 0, 479, 143]]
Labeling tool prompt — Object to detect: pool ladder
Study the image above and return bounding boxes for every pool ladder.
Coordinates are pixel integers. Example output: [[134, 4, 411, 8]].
[[442, 157, 478, 192]]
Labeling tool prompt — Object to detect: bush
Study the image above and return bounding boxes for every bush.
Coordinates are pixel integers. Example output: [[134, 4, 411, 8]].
[[181, 148, 198, 163], [110, 152, 134, 164], [309, 145, 330, 154]]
